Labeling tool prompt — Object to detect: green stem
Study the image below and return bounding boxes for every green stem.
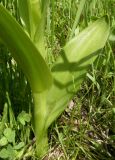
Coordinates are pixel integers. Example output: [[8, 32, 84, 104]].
[[32, 92, 48, 157], [36, 131, 48, 158]]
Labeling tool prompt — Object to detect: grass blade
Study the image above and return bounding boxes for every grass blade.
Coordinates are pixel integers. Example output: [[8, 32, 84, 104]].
[[68, 0, 86, 40]]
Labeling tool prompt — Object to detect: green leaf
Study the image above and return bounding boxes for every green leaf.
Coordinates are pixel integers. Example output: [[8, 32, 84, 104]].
[[0, 5, 52, 92], [18, 0, 31, 36], [64, 16, 109, 61], [7, 144, 17, 159], [0, 103, 8, 136], [0, 136, 8, 146], [14, 142, 25, 150], [4, 128, 15, 144], [18, 0, 41, 39], [18, 0, 49, 58], [17, 111, 31, 125], [0, 145, 16, 159], [46, 16, 110, 127], [0, 148, 9, 159]]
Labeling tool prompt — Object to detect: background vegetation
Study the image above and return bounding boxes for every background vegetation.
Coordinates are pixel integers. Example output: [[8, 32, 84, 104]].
[[0, 0, 115, 159]]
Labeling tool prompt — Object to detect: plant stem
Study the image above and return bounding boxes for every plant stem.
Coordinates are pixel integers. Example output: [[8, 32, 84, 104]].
[[32, 92, 48, 157], [36, 131, 48, 158]]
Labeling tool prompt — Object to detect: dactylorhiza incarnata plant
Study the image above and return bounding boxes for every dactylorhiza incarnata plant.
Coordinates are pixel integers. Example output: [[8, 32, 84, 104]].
[[0, 0, 110, 158]]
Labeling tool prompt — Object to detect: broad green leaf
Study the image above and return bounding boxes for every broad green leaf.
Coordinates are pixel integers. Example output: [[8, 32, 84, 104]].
[[0, 136, 8, 146], [18, 0, 49, 58], [17, 111, 31, 125], [18, 0, 31, 36], [0, 5, 52, 92], [7, 144, 17, 159], [46, 16, 110, 127], [18, 0, 41, 39], [0, 148, 9, 159], [4, 128, 15, 143]]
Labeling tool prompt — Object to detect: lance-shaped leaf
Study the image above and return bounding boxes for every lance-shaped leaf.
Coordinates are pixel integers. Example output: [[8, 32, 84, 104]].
[[46, 16, 110, 127], [18, 0, 41, 38], [18, 0, 49, 58], [0, 5, 52, 92]]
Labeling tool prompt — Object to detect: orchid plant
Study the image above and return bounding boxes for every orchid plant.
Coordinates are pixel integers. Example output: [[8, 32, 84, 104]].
[[0, 0, 110, 158]]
